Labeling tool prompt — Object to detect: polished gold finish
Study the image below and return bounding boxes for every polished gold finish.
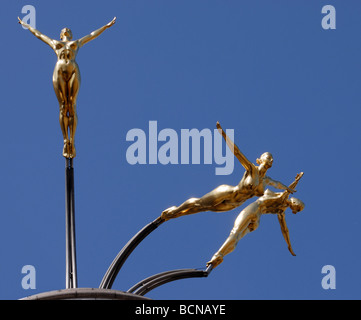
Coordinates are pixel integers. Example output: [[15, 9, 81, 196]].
[[160, 122, 294, 221], [18, 17, 116, 158], [207, 172, 304, 268]]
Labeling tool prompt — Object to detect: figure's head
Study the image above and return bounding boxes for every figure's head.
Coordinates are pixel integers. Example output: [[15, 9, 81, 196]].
[[289, 197, 305, 214], [60, 28, 73, 41], [256, 152, 273, 169]]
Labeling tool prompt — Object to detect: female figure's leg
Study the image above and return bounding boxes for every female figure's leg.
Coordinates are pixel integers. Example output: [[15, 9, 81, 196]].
[[53, 68, 70, 157], [161, 184, 236, 221], [208, 205, 260, 268], [67, 70, 80, 158]]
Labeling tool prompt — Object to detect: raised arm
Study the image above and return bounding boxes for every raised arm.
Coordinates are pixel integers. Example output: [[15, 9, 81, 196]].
[[77, 17, 116, 48], [216, 121, 253, 171], [18, 17, 55, 50], [277, 213, 296, 256]]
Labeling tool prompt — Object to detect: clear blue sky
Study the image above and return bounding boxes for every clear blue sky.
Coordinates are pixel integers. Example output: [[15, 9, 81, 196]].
[[1, 0, 360, 300]]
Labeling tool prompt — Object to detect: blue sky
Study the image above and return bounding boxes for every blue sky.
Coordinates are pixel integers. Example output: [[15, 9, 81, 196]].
[[0, 0, 360, 300]]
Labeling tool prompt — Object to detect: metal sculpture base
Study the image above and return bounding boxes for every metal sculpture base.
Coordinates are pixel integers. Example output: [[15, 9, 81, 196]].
[[23, 159, 212, 299], [20, 288, 151, 300]]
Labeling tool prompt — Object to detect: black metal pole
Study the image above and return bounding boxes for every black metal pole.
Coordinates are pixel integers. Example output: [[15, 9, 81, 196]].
[[65, 158, 78, 288]]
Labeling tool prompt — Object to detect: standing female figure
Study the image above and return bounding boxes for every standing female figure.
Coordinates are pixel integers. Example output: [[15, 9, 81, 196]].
[[18, 17, 116, 158]]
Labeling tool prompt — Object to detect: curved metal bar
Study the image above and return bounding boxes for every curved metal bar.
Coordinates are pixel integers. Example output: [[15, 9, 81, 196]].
[[132, 268, 210, 296], [127, 269, 192, 294], [99, 217, 164, 289]]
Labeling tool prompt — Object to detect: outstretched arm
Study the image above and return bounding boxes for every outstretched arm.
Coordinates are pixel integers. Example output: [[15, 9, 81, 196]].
[[279, 172, 304, 201], [18, 17, 55, 50], [78, 17, 116, 47], [277, 213, 296, 256], [264, 176, 295, 193], [216, 121, 253, 171], [288, 172, 304, 191]]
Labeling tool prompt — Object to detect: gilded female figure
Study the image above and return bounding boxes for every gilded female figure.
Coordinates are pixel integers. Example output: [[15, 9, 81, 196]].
[[160, 122, 295, 221], [18, 17, 116, 158], [207, 172, 305, 268]]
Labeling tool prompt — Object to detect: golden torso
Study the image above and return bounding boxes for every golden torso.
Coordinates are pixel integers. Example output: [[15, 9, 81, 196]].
[[53, 41, 80, 81]]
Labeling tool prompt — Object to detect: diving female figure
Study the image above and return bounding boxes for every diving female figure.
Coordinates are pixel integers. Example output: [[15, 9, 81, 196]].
[[160, 122, 295, 221], [207, 172, 305, 268]]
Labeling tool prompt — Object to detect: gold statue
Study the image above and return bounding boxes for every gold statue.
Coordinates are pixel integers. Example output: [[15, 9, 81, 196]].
[[18, 17, 117, 158], [207, 172, 305, 269], [160, 122, 295, 221]]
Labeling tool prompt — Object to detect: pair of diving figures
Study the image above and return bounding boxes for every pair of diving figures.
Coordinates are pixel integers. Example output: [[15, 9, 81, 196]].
[[158, 122, 305, 269], [19, 17, 305, 269]]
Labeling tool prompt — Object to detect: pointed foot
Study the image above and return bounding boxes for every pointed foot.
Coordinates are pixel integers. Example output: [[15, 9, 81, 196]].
[[62, 140, 70, 158], [207, 253, 223, 269], [160, 206, 177, 221]]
